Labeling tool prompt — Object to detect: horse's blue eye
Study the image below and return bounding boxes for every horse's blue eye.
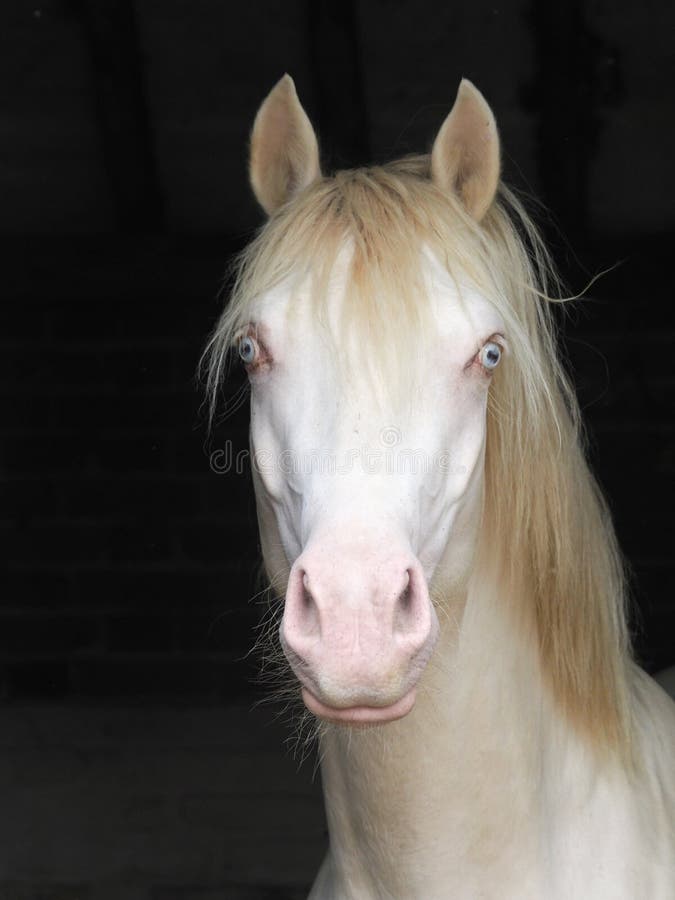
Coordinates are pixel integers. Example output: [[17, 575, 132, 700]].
[[238, 336, 258, 365], [479, 341, 502, 370]]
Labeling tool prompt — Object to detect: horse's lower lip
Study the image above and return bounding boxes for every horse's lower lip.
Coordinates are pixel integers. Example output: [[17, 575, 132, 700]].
[[301, 686, 417, 725]]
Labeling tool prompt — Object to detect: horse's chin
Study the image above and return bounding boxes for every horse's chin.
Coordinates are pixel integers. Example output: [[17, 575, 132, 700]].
[[301, 686, 417, 727]]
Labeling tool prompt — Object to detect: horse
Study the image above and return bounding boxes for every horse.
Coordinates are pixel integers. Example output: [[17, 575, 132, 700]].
[[204, 75, 675, 899]]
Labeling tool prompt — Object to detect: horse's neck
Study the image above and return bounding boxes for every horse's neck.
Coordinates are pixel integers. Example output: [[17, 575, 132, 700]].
[[316, 577, 579, 898]]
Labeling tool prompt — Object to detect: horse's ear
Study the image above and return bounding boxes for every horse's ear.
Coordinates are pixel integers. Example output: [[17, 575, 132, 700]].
[[249, 74, 321, 216], [430, 79, 500, 221]]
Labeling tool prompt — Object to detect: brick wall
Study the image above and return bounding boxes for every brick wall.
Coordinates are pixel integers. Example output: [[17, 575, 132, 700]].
[[0, 703, 326, 899], [0, 237, 265, 702], [561, 235, 674, 671]]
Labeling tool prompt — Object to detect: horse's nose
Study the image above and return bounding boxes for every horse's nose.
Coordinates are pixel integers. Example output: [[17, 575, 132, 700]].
[[280, 553, 438, 716]]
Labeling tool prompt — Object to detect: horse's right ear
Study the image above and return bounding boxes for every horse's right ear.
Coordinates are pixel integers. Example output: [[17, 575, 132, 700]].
[[249, 74, 321, 216]]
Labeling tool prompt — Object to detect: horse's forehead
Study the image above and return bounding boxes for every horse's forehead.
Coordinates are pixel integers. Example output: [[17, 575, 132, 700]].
[[422, 250, 502, 338], [251, 250, 500, 342]]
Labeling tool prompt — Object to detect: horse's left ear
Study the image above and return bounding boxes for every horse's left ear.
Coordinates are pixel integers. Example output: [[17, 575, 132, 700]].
[[430, 79, 500, 221], [249, 74, 321, 216]]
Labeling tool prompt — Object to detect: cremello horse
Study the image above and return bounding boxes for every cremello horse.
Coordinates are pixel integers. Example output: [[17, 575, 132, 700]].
[[205, 76, 674, 899]]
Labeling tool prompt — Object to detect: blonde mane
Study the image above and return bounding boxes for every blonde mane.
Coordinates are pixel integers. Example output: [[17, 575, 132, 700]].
[[204, 156, 633, 757]]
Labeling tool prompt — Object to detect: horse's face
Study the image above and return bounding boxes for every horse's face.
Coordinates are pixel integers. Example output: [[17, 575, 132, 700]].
[[243, 251, 505, 724], [242, 76, 502, 724]]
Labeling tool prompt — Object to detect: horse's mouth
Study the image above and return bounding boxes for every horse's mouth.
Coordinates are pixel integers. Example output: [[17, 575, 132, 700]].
[[301, 686, 417, 726]]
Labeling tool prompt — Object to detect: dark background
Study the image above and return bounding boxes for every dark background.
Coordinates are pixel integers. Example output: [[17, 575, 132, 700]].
[[0, 1, 673, 898]]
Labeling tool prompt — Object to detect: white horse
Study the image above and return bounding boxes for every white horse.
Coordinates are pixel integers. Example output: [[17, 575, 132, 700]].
[[205, 76, 675, 899]]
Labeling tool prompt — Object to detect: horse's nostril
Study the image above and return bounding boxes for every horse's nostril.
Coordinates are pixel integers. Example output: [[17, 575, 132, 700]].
[[393, 566, 432, 645], [398, 583, 411, 611], [288, 569, 320, 638], [394, 569, 413, 614], [301, 572, 315, 610]]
